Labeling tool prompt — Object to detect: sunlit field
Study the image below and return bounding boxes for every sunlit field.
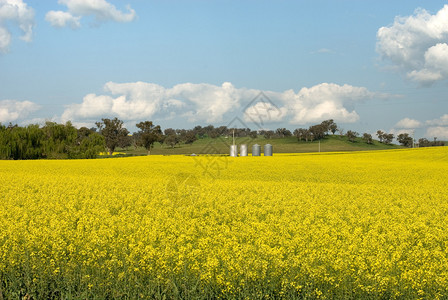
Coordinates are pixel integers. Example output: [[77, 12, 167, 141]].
[[0, 147, 447, 299]]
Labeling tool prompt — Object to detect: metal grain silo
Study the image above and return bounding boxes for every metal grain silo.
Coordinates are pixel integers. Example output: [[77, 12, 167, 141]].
[[252, 144, 261, 156], [264, 144, 273, 156], [240, 144, 248, 156], [230, 145, 238, 157]]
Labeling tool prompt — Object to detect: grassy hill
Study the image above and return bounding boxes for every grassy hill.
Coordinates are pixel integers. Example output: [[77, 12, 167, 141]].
[[117, 135, 403, 156]]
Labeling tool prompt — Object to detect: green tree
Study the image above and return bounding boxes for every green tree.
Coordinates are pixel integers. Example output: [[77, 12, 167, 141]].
[[329, 122, 338, 135], [42, 121, 77, 157], [376, 130, 384, 143], [136, 121, 162, 155], [362, 133, 373, 144], [165, 134, 179, 148], [78, 132, 105, 159], [309, 124, 325, 140], [383, 133, 394, 145], [96, 118, 129, 155], [294, 128, 308, 142], [397, 133, 413, 147], [183, 130, 197, 145], [249, 130, 258, 139], [320, 119, 337, 135], [346, 130, 358, 142]]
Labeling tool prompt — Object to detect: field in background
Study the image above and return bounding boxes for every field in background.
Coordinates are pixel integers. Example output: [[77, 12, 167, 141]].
[[119, 135, 403, 156], [0, 147, 447, 299]]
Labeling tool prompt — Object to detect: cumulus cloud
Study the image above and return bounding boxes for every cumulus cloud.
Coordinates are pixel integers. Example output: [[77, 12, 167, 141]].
[[377, 5, 448, 85], [62, 82, 164, 122], [0, 0, 34, 53], [426, 126, 448, 139], [0, 99, 40, 123], [45, 0, 136, 28], [61, 81, 387, 128], [395, 117, 422, 129], [171, 82, 241, 123], [62, 81, 241, 124], [45, 10, 80, 29], [426, 114, 448, 126], [389, 128, 415, 137], [283, 83, 382, 125], [243, 101, 288, 124]]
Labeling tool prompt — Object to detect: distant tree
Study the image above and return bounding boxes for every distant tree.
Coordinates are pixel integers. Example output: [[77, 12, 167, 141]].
[[183, 130, 197, 145], [418, 137, 445, 147], [329, 122, 338, 135], [362, 133, 373, 144], [96, 118, 129, 155], [77, 126, 93, 144], [136, 121, 162, 155], [78, 132, 105, 159], [164, 128, 176, 136], [248, 130, 258, 139], [234, 128, 250, 137], [118, 134, 132, 150], [294, 128, 308, 142], [165, 134, 179, 148], [383, 133, 394, 145], [418, 138, 429, 147], [193, 125, 206, 138], [309, 132, 315, 142], [204, 125, 215, 137], [309, 124, 325, 140], [131, 132, 142, 149], [275, 128, 292, 138], [263, 130, 275, 139], [0, 122, 104, 159], [68, 131, 105, 159], [217, 126, 228, 136], [42, 121, 78, 157], [207, 131, 217, 138], [320, 119, 337, 135], [397, 133, 413, 147], [376, 130, 384, 143], [346, 130, 358, 142]]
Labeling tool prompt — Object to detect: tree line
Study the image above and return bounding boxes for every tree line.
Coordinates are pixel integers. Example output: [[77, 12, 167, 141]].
[[292, 120, 445, 148], [0, 118, 444, 159], [0, 122, 104, 160]]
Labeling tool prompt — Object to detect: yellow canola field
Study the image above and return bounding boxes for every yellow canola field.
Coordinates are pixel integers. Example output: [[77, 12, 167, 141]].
[[0, 147, 447, 299]]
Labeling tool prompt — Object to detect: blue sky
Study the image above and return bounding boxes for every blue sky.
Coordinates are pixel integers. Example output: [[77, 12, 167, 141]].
[[1, 0, 448, 139]]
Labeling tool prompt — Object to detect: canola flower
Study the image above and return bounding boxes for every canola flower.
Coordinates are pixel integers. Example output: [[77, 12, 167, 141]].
[[0, 147, 447, 299]]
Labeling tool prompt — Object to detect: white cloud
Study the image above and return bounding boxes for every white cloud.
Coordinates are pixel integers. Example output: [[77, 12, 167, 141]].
[[395, 117, 422, 129], [45, 10, 80, 29], [0, 99, 40, 123], [243, 102, 288, 124], [377, 5, 448, 85], [389, 128, 414, 137], [426, 114, 448, 126], [61, 82, 185, 123], [172, 82, 241, 123], [60, 81, 390, 127], [426, 126, 448, 139], [0, 0, 34, 53], [46, 0, 136, 28], [284, 83, 380, 125], [0, 26, 10, 51]]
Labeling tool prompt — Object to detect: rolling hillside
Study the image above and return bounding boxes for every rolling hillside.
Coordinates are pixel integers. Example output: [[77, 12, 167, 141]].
[[118, 135, 403, 156]]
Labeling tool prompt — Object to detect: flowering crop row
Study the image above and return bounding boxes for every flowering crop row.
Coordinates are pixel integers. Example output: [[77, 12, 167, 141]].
[[0, 147, 447, 299]]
